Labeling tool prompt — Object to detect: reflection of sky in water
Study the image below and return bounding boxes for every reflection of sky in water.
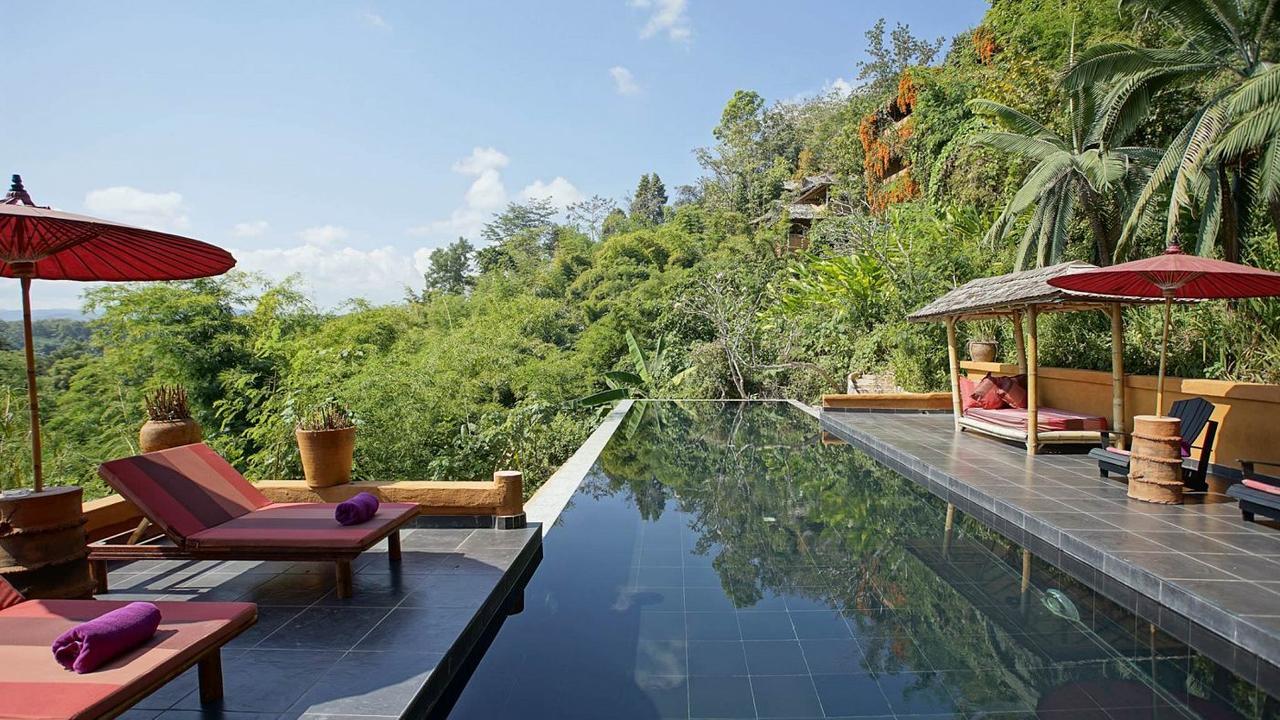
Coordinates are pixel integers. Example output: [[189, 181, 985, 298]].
[[447, 401, 1275, 719]]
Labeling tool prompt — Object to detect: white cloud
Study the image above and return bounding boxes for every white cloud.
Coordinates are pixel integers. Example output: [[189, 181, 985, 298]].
[[520, 177, 583, 209], [408, 147, 512, 240], [233, 242, 424, 307], [362, 11, 390, 29], [824, 77, 856, 98], [609, 66, 641, 96], [232, 220, 269, 238], [84, 186, 189, 232], [629, 0, 691, 43], [298, 225, 349, 246]]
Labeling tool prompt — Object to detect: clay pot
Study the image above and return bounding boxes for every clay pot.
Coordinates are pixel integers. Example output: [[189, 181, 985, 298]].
[[296, 426, 356, 489], [0, 486, 94, 599], [139, 418, 202, 454], [968, 340, 998, 363]]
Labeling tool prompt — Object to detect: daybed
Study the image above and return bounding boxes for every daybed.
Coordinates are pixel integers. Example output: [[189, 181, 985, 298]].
[[0, 574, 255, 719], [959, 406, 1108, 445], [88, 443, 418, 599]]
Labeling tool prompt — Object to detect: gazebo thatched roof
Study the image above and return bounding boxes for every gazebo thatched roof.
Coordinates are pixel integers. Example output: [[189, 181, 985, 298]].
[[908, 261, 1165, 322]]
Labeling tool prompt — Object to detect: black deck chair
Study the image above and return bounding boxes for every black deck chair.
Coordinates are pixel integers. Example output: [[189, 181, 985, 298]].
[[1229, 461, 1280, 523], [1088, 397, 1218, 492]]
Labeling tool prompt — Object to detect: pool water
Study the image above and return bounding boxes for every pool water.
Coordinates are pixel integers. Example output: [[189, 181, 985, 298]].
[[444, 401, 1277, 719]]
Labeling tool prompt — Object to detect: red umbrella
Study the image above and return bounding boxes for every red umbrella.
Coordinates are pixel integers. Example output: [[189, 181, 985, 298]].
[[1, 175, 235, 493], [1048, 245, 1280, 414]]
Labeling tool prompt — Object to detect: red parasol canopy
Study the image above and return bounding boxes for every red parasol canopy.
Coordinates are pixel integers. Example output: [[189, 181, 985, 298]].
[[1046, 244, 1280, 299], [0, 175, 236, 493], [1048, 245, 1280, 415]]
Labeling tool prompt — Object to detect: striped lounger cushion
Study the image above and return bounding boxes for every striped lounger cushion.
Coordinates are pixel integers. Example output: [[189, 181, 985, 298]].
[[964, 406, 1108, 432], [0, 595, 255, 720]]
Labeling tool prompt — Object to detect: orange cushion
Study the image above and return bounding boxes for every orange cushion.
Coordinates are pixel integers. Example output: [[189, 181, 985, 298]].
[[187, 502, 418, 550], [98, 444, 271, 541], [0, 599, 255, 720]]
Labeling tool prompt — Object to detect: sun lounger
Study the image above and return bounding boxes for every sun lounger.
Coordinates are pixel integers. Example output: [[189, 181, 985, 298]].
[[1089, 397, 1218, 491], [87, 443, 418, 599], [1230, 460, 1280, 523], [0, 574, 255, 720]]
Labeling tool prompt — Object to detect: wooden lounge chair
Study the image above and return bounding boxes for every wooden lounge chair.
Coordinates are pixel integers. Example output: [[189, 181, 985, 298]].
[[1229, 460, 1280, 523], [0, 574, 255, 720], [88, 443, 418, 599], [1089, 397, 1218, 492]]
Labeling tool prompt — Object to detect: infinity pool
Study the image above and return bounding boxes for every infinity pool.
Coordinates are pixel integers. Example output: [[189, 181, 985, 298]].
[[443, 401, 1276, 719]]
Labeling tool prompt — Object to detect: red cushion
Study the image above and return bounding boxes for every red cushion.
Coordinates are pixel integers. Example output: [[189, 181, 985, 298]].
[[958, 377, 978, 412], [970, 373, 1005, 410], [187, 502, 418, 550], [0, 576, 24, 611], [995, 374, 1028, 409], [98, 444, 272, 541], [0, 599, 255, 720], [1243, 479, 1280, 496]]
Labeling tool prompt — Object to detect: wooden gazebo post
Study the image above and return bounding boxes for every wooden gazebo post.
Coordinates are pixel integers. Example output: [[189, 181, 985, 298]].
[[1026, 305, 1039, 455], [1109, 303, 1127, 449], [1012, 310, 1027, 373], [945, 316, 962, 431]]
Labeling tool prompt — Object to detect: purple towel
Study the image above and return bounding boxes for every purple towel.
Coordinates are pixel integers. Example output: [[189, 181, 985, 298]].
[[335, 492, 380, 526], [52, 602, 161, 674]]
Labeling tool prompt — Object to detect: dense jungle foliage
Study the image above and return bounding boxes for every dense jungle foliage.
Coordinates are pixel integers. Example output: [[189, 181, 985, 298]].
[[2, 0, 1278, 498]]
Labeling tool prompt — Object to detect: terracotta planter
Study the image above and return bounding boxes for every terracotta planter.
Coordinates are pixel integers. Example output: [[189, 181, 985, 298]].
[[0, 486, 94, 599], [296, 426, 356, 489], [968, 340, 998, 363], [139, 418, 202, 454], [1127, 415, 1184, 505]]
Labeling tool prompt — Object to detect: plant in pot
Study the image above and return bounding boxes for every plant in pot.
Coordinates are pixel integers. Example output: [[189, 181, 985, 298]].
[[967, 320, 1000, 363], [295, 401, 357, 489], [139, 384, 202, 453]]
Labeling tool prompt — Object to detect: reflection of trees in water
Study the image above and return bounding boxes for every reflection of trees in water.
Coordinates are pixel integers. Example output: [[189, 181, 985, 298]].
[[594, 402, 1268, 719]]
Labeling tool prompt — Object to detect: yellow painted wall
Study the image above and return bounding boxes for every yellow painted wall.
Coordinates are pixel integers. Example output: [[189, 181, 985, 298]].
[[960, 361, 1280, 469]]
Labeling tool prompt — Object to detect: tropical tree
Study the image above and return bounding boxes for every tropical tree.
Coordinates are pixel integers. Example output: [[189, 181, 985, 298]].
[[969, 86, 1158, 268], [1065, 0, 1279, 260]]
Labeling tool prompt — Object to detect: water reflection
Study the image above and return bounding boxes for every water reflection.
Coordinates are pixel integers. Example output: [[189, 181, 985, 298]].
[[448, 401, 1277, 719]]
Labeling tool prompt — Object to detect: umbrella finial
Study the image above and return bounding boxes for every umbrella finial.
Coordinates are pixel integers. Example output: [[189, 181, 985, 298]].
[[2, 175, 35, 206], [1165, 244, 1183, 255]]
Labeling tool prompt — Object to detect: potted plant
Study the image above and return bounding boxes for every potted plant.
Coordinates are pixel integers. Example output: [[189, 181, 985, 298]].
[[139, 385, 202, 453], [295, 401, 356, 489], [967, 321, 999, 363]]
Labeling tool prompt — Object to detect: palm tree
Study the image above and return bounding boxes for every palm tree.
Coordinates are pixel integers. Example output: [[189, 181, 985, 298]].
[[970, 85, 1158, 268], [1065, 0, 1278, 261]]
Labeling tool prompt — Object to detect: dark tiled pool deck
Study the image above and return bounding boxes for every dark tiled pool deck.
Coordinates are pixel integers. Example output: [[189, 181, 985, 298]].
[[821, 410, 1280, 678], [106, 522, 541, 720]]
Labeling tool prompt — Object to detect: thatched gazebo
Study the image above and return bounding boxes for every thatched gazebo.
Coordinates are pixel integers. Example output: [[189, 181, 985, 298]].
[[909, 262, 1169, 454]]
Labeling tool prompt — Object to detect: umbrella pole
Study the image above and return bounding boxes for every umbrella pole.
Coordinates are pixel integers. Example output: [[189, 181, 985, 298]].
[[1156, 292, 1172, 417], [20, 278, 43, 493]]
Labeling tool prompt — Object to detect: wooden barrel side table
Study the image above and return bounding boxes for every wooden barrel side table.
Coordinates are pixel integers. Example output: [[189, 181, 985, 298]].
[[1127, 415, 1184, 504]]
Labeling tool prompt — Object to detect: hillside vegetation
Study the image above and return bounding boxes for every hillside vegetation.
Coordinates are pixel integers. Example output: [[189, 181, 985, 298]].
[[2, 0, 1277, 497]]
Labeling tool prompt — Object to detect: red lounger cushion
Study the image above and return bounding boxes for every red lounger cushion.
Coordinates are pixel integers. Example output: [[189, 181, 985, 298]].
[[995, 374, 1028, 409], [99, 444, 271, 540], [0, 599, 255, 720], [958, 376, 978, 411], [1243, 479, 1280, 496], [970, 374, 1005, 410], [965, 406, 1108, 432], [187, 502, 419, 550]]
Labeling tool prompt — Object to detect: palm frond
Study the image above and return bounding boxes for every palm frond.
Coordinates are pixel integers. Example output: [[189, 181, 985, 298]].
[[1194, 168, 1223, 255], [1167, 92, 1231, 240], [1122, 0, 1246, 61], [1006, 153, 1076, 216], [1212, 66, 1280, 161], [1065, 43, 1222, 88], [1116, 117, 1199, 257], [970, 131, 1065, 160], [968, 99, 1057, 139], [1097, 65, 1217, 146]]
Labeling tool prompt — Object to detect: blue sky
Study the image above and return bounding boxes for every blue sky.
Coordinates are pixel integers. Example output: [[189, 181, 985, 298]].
[[2, 0, 986, 309]]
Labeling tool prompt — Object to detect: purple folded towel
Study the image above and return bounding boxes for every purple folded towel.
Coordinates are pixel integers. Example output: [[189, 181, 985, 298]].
[[52, 602, 161, 674], [335, 491, 380, 526]]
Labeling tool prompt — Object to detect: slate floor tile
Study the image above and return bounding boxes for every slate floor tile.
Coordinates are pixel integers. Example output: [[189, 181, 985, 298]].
[[256, 606, 391, 651], [353, 607, 475, 653], [285, 650, 439, 717], [175, 649, 340, 713]]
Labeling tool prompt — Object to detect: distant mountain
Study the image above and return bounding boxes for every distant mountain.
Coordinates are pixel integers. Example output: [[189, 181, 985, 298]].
[[0, 308, 90, 321]]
